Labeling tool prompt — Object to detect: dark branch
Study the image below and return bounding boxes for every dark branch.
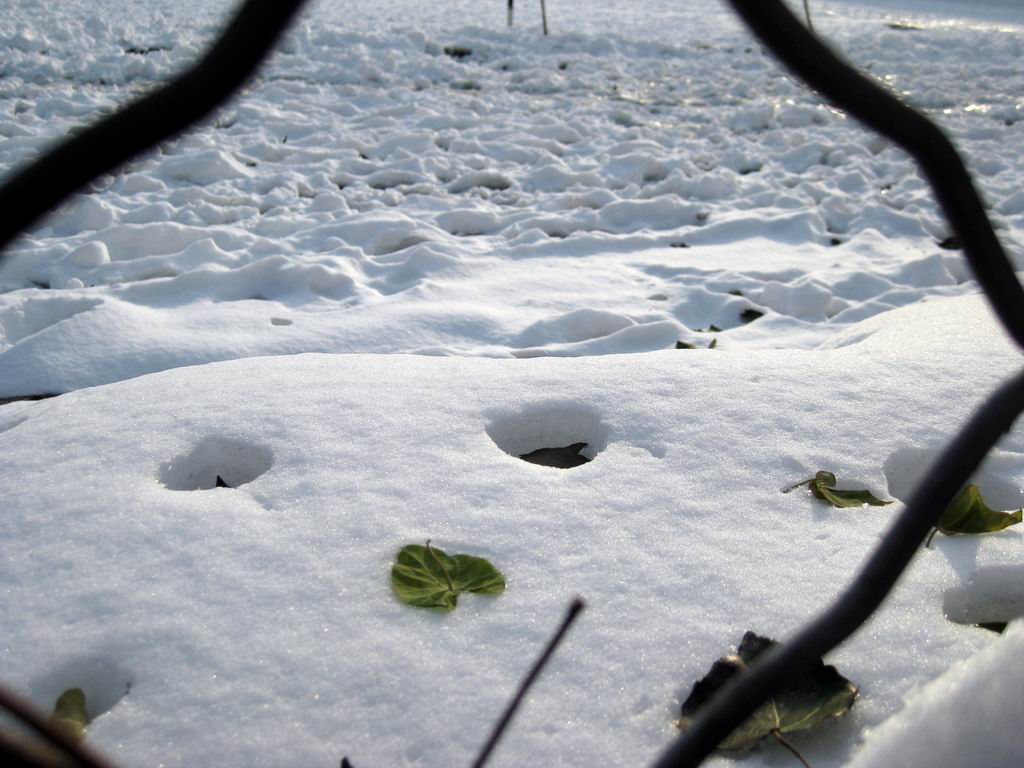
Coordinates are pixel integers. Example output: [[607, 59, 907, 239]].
[[657, 366, 1024, 767], [470, 597, 585, 768], [724, 0, 1024, 350], [0, 0, 311, 256], [651, 4, 1024, 765], [0, 683, 118, 768]]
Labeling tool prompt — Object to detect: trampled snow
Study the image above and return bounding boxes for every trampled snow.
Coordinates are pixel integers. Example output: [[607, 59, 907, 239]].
[[2, 1, 1024, 767], [3, 0, 1024, 392]]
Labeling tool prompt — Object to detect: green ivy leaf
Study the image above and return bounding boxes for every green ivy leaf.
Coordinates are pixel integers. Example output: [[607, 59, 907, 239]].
[[391, 541, 506, 611], [937, 484, 1022, 536], [50, 688, 90, 742], [678, 632, 857, 752], [786, 471, 891, 508]]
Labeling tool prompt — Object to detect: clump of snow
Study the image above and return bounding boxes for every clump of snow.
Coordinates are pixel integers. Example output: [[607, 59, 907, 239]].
[[847, 621, 1024, 768]]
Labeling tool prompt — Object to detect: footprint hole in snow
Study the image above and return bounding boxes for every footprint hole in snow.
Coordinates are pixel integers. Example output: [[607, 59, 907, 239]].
[[159, 435, 274, 491], [30, 654, 132, 723], [943, 566, 1024, 631], [486, 404, 609, 469], [883, 445, 1024, 509]]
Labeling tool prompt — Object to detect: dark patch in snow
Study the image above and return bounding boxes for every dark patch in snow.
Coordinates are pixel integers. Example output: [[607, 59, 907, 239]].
[[944, 566, 1024, 629], [486, 404, 608, 468], [443, 46, 472, 61], [519, 443, 591, 469], [159, 435, 273, 491]]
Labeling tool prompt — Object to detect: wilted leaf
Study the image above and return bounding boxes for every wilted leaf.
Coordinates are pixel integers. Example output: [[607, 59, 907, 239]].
[[443, 45, 472, 60], [678, 632, 857, 753], [519, 443, 590, 468], [936, 484, 1022, 537], [786, 471, 891, 508], [50, 688, 90, 742], [391, 541, 505, 611]]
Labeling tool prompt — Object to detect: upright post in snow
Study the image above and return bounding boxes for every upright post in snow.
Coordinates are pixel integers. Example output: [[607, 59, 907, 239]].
[[508, 0, 514, 27], [541, 0, 549, 35], [803, 0, 814, 32]]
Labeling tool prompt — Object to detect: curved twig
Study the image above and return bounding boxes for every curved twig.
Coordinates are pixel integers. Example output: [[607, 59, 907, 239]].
[[0, 0, 311, 256], [656, 366, 1024, 767], [724, 0, 1024, 349], [653, 2, 1024, 764]]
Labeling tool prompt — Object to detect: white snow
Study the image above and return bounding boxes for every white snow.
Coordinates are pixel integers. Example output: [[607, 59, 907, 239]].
[[847, 620, 1024, 768], [2, 1, 1024, 767]]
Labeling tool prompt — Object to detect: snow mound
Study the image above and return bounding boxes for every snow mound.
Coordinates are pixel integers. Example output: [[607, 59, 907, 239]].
[[2, 294, 1023, 768], [848, 621, 1024, 768]]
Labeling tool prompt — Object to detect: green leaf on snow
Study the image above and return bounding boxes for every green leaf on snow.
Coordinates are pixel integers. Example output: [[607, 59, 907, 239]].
[[935, 484, 1022, 537], [50, 688, 90, 742], [391, 541, 506, 611], [677, 632, 857, 754], [785, 471, 891, 508]]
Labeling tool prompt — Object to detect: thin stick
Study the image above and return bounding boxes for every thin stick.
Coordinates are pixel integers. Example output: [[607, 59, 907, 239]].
[[0, 684, 117, 768], [772, 730, 813, 768], [924, 527, 939, 548], [0, 727, 45, 768], [540, 0, 549, 36], [802, 0, 814, 33], [507, 0, 514, 27], [470, 597, 585, 768]]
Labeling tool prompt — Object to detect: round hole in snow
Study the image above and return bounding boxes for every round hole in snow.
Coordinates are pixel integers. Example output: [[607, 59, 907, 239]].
[[943, 566, 1024, 630], [159, 435, 273, 490], [486, 404, 609, 468], [884, 445, 1024, 509]]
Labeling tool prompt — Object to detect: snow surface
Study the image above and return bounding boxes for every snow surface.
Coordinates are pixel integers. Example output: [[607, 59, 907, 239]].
[[848, 619, 1024, 768], [3, 0, 1024, 393], [2, 1, 1024, 767]]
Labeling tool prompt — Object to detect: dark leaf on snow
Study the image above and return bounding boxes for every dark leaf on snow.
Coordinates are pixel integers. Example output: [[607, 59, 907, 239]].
[[678, 632, 857, 752], [936, 484, 1022, 537], [519, 442, 590, 468]]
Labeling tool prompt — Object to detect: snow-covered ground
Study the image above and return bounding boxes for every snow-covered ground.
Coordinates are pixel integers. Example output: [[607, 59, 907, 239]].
[[3, 0, 1024, 392], [2, 1, 1024, 766]]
